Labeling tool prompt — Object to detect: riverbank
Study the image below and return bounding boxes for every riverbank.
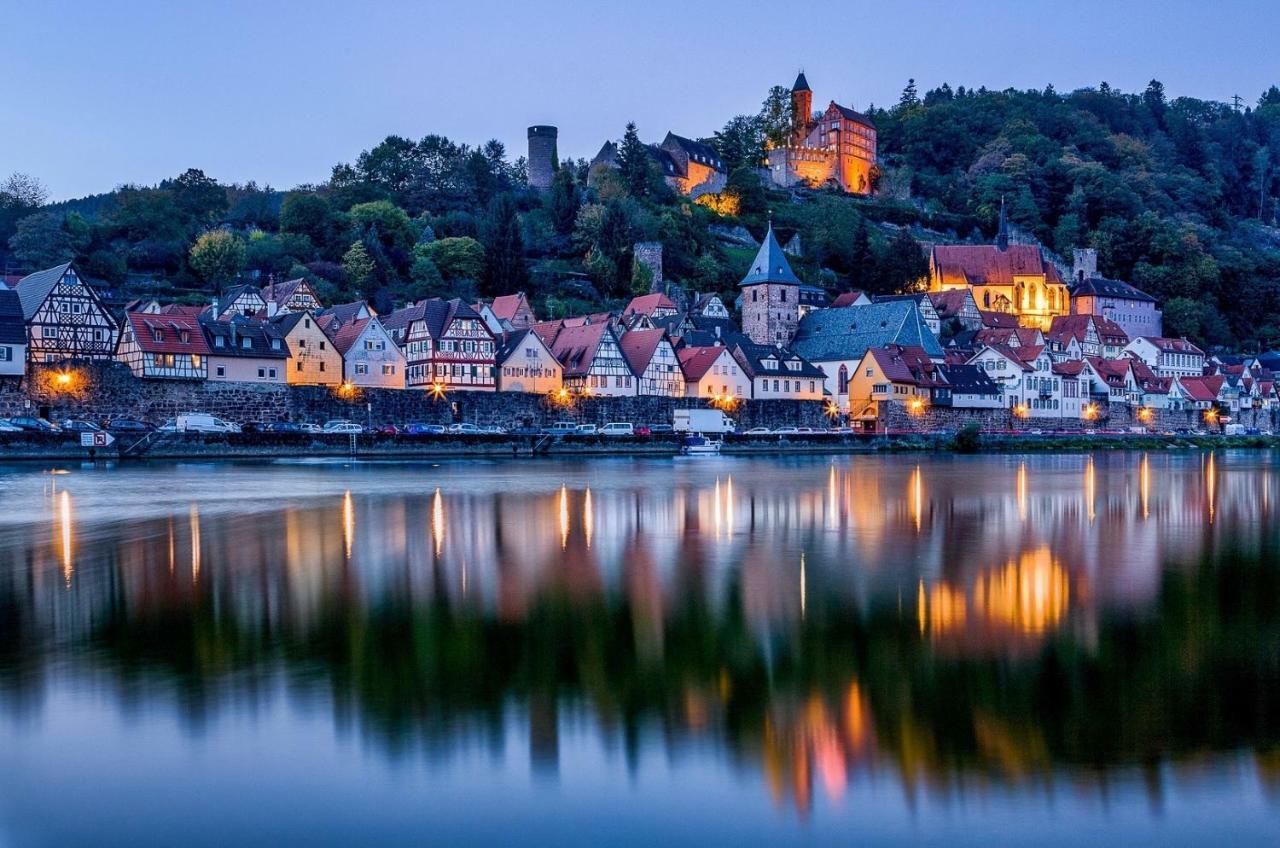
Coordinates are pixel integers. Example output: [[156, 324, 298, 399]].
[[1, 431, 1277, 462]]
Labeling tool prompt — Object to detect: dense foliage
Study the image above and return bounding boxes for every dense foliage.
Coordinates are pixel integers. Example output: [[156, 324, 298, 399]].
[[4, 80, 1280, 348]]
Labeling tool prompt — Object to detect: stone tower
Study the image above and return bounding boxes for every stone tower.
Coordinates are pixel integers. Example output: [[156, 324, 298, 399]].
[[1072, 248, 1098, 283], [790, 72, 812, 141], [739, 222, 802, 346], [633, 241, 663, 290], [527, 125, 558, 191]]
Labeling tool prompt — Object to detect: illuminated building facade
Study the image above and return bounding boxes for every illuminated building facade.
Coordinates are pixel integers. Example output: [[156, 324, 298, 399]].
[[765, 73, 877, 195]]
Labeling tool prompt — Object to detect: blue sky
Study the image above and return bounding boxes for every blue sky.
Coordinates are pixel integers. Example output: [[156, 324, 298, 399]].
[[3, 0, 1277, 200]]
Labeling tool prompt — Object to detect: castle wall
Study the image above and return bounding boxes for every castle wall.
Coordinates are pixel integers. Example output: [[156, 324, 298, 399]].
[[741, 283, 799, 346]]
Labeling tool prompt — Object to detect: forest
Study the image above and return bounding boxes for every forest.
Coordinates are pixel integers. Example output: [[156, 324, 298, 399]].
[[2, 78, 1279, 349]]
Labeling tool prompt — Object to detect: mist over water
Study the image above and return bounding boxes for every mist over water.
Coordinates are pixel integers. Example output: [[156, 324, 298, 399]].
[[1, 453, 1278, 846]]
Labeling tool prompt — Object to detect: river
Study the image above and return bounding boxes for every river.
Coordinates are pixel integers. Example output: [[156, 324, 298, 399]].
[[0, 453, 1277, 846]]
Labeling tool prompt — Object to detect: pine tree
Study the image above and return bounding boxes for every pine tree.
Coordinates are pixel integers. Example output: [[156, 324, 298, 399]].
[[896, 79, 920, 113], [847, 217, 873, 293], [617, 122, 651, 198], [480, 192, 527, 295], [548, 167, 580, 235]]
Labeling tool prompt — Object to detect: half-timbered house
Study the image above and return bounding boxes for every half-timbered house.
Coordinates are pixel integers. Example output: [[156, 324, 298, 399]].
[[14, 262, 118, 362], [548, 322, 634, 396], [383, 298, 496, 391], [618, 328, 683, 396], [215, 283, 267, 319], [260, 278, 322, 314], [117, 310, 210, 380]]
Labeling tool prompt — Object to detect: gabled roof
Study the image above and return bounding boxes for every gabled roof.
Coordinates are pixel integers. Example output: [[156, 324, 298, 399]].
[[1071, 276, 1156, 303], [662, 133, 725, 172], [317, 301, 372, 330], [867, 345, 947, 387], [1052, 360, 1087, 376], [975, 344, 1035, 372], [830, 102, 874, 128], [677, 345, 731, 382], [217, 283, 265, 316], [14, 262, 74, 320], [739, 223, 802, 287], [1136, 336, 1203, 355], [793, 300, 943, 363], [980, 310, 1021, 329], [1085, 356, 1132, 387], [928, 289, 976, 319], [729, 339, 825, 380], [200, 315, 290, 359], [549, 322, 614, 378], [830, 291, 869, 309], [259, 277, 315, 306], [623, 293, 678, 317], [383, 298, 484, 343], [618, 328, 671, 376], [490, 292, 532, 324], [1178, 375, 1225, 402], [931, 244, 1065, 287], [270, 309, 335, 343], [0, 289, 27, 345], [125, 311, 211, 356], [530, 320, 565, 348], [330, 317, 376, 356], [496, 328, 556, 366], [941, 363, 1001, 394]]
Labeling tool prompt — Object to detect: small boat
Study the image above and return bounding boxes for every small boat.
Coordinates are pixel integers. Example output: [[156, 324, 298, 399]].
[[680, 434, 722, 455]]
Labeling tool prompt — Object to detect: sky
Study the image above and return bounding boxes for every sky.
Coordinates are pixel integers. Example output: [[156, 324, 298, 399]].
[[2, 0, 1278, 201]]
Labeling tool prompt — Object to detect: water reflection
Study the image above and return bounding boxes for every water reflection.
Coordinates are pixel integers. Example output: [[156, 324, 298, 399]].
[[1, 453, 1279, 841]]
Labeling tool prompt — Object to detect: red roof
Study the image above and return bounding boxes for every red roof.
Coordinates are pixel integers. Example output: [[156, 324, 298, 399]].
[[124, 311, 211, 356], [622, 293, 677, 317], [490, 292, 533, 324], [550, 323, 613, 378], [677, 345, 730, 381], [1178, 375, 1225, 402], [330, 317, 370, 355], [617, 328, 671, 376], [927, 289, 973, 318], [1052, 360, 1086, 376], [1139, 336, 1203, 355], [868, 345, 945, 387], [932, 244, 1065, 287], [979, 310, 1020, 329], [530, 320, 565, 348], [830, 291, 867, 309]]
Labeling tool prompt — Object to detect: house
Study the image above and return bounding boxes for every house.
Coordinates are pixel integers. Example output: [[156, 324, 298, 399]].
[[271, 310, 342, 386], [928, 289, 983, 333], [548, 322, 634, 396], [619, 328, 684, 397], [1123, 337, 1205, 379], [0, 289, 27, 377], [728, 340, 825, 401], [942, 363, 1004, 409], [1046, 314, 1129, 360], [1177, 375, 1227, 413], [845, 345, 950, 420], [383, 298, 496, 392], [967, 344, 1066, 417], [117, 311, 210, 380], [589, 133, 727, 199], [259, 278, 322, 314], [928, 208, 1070, 331], [1051, 360, 1087, 419], [215, 283, 267, 319], [496, 329, 561, 394], [765, 73, 877, 195], [623, 293, 680, 320], [690, 293, 731, 321], [873, 293, 941, 336], [792, 299, 943, 403], [678, 345, 747, 400], [328, 315, 405, 389], [1083, 356, 1139, 406], [489, 292, 536, 331], [13, 262, 118, 362], [1069, 250, 1161, 339], [201, 316, 290, 382], [798, 285, 830, 318], [830, 291, 871, 309]]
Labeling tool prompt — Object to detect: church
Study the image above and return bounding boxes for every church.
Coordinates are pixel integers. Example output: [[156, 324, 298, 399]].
[[765, 73, 878, 195]]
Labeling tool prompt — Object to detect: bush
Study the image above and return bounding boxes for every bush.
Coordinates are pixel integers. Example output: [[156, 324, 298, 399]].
[[952, 421, 982, 453]]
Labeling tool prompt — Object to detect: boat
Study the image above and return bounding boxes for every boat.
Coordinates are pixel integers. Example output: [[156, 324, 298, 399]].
[[679, 434, 722, 455]]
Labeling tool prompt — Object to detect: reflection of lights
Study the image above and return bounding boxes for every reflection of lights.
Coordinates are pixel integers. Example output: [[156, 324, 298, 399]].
[[1017, 462, 1027, 522], [714, 477, 722, 539], [844, 681, 870, 751], [1084, 456, 1096, 523], [909, 465, 923, 533], [342, 490, 354, 560], [559, 484, 569, 549], [726, 476, 734, 535], [1140, 454, 1150, 520], [799, 552, 806, 619], [827, 464, 837, 526], [1206, 451, 1216, 524], [974, 547, 1070, 634], [189, 504, 201, 583], [917, 580, 966, 637], [59, 491, 72, 586], [584, 487, 593, 549], [432, 487, 444, 557]]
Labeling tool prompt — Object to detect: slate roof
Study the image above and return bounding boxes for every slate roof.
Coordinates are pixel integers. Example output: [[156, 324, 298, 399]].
[[495, 328, 555, 367], [217, 283, 265, 316], [14, 262, 73, 320], [792, 72, 810, 93], [941, 363, 1001, 395], [200, 315, 289, 358], [931, 244, 1065, 287], [259, 278, 315, 306], [792, 300, 943, 363], [831, 103, 875, 128], [317, 301, 371, 331], [125, 311, 211, 356], [662, 133, 725, 172], [1071, 276, 1156, 303], [739, 223, 802, 287], [730, 340, 825, 380], [0, 289, 27, 345]]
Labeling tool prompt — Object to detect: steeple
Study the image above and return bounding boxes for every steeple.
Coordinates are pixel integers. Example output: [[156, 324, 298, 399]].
[[739, 220, 801, 287], [791, 71, 811, 93], [790, 71, 813, 143], [996, 195, 1009, 252]]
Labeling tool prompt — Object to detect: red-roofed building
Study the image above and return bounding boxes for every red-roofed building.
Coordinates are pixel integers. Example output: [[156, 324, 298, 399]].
[[550, 322, 633, 396], [929, 239, 1069, 331], [327, 314, 405, 389], [968, 343, 1068, 417], [383, 298, 496, 391], [1123, 336, 1205, 378], [622, 293, 679, 320], [830, 291, 871, 309], [1176, 375, 1227, 410], [678, 345, 745, 399], [487, 292, 536, 330], [117, 311, 210, 379], [928, 288, 982, 331], [846, 345, 950, 418], [618, 328, 682, 396]]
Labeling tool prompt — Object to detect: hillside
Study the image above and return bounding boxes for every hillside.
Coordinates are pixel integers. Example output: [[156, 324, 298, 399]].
[[2, 79, 1279, 348]]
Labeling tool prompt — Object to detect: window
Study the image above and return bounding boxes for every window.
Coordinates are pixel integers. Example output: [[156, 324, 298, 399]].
[[298, 338, 306, 348], [382, 364, 395, 376], [319, 341, 326, 350], [216, 365, 226, 377], [297, 361, 304, 371], [319, 361, 325, 372], [355, 363, 368, 375], [242, 337, 252, 349], [268, 368, 277, 379], [215, 336, 225, 347], [258, 368, 266, 378], [0, 346, 11, 361], [43, 327, 56, 338]]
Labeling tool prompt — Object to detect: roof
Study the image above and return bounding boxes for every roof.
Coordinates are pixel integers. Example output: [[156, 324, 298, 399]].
[[217, 283, 265, 315], [618, 328, 671, 376], [980, 310, 1021, 329], [1137, 336, 1203, 355], [931, 244, 1065, 288], [730, 340, 825, 380], [623, 293, 678, 317], [1178, 375, 1225, 402], [830, 102, 874, 128], [677, 345, 731, 382], [329, 317, 374, 356], [201, 315, 289, 359], [549, 322, 613, 378], [269, 309, 335, 343], [14, 262, 73, 320], [792, 300, 944, 363], [662, 133, 725, 172], [317, 301, 371, 330], [1052, 360, 1087, 376], [941, 363, 1001, 394], [489, 293, 531, 323], [739, 223, 802, 288], [383, 298, 484, 343], [830, 291, 868, 309], [530, 320, 565, 348], [927, 289, 975, 319], [0, 289, 27, 345], [868, 345, 947, 387], [496, 328, 554, 366], [259, 278, 314, 306], [1071, 276, 1156, 303], [125, 311, 211, 356], [792, 71, 810, 93]]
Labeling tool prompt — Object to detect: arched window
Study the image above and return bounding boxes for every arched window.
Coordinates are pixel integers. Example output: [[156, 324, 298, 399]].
[[838, 364, 849, 393]]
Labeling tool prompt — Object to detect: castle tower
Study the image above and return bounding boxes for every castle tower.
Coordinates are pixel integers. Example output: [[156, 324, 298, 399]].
[[739, 221, 802, 346], [527, 125, 558, 191], [790, 72, 812, 142], [1072, 248, 1098, 283]]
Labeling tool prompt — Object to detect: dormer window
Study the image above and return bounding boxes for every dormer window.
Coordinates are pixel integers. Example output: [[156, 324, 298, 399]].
[[178, 330, 189, 344], [271, 339, 281, 350], [242, 337, 252, 349], [214, 336, 225, 348], [151, 329, 163, 343]]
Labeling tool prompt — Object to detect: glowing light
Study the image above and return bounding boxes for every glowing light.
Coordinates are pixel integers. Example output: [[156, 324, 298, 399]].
[[432, 487, 444, 557], [823, 400, 840, 419], [1017, 462, 1028, 522], [336, 381, 357, 399], [558, 484, 569, 549], [1082, 403, 1100, 422], [584, 487, 593, 549], [1012, 404, 1030, 420], [1136, 407, 1155, 425], [973, 547, 1070, 634], [907, 396, 926, 416], [1204, 408, 1220, 426], [59, 491, 72, 587], [189, 504, 201, 583], [909, 465, 923, 533], [428, 381, 447, 400], [1140, 453, 1150, 520], [1084, 456, 1096, 523], [342, 490, 354, 560]]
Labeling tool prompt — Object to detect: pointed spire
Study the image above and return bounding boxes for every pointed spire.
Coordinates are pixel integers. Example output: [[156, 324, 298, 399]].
[[996, 195, 1009, 251], [792, 71, 811, 93], [739, 220, 801, 287]]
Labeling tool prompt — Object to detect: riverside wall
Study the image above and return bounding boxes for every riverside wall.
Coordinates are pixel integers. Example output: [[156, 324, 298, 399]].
[[0, 363, 827, 430], [877, 399, 1280, 432]]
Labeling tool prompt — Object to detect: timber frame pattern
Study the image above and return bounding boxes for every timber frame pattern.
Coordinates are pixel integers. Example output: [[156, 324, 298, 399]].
[[27, 266, 119, 362]]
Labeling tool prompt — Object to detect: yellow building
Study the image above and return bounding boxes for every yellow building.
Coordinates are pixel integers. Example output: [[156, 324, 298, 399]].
[[272, 310, 342, 386]]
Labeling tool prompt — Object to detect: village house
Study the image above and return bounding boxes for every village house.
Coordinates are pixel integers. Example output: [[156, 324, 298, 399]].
[[623, 293, 680, 321], [383, 298, 496, 392], [0, 289, 27, 378], [678, 345, 747, 400], [201, 316, 290, 382], [728, 340, 826, 401], [1082, 356, 1140, 407], [967, 344, 1068, 417], [13, 262, 119, 362], [1068, 249, 1162, 338], [928, 289, 983, 333], [765, 73, 877, 195], [943, 363, 1005, 409], [215, 283, 267, 319], [1046, 314, 1129, 361], [873, 293, 941, 336], [259, 277, 322, 315], [495, 329, 561, 394], [326, 313, 405, 390], [270, 310, 342, 386], [117, 310, 209, 380], [690, 293, 731, 321], [1051, 360, 1087, 419], [1123, 336, 1205, 379], [845, 345, 950, 420], [546, 322, 634, 396], [488, 292, 536, 331], [1177, 375, 1228, 415], [618, 328, 683, 397]]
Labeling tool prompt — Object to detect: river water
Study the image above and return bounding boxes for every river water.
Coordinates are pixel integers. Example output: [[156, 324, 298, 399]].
[[0, 452, 1277, 846]]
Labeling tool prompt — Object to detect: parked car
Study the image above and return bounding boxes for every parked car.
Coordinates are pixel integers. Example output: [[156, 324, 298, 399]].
[[743, 426, 773, 435], [481, 424, 507, 435], [323, 420, 362, 434], [544, 421, 578, 437], [374, 424, 400, 435], [405, 422, 446, 435], [633, 425, 652, 437], [773, 427, 799, 435], [510, 426, 541, 437], [575, 423, 598, 435], [263, 422, 303, 434], [0, 419, 24, 433], [104, 418, 154, 433], [9, 416, 60, 433], [157, 418, 179, 433], [299, 422, 323, 434], [176, 413, 240, 434], [600, 422, 634, 437], [447, 423, 482, 435], [647, 424, 674, 435], [60, 419, 102, 433]]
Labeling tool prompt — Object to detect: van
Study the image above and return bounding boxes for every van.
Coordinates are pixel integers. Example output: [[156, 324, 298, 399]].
[[176, 412, 241, 433], [600, 422, 635, 436]]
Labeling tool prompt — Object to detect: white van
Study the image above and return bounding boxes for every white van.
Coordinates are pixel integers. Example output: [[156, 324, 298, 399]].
[[176, 413, 241, 433], [600, 422, 635, 436]]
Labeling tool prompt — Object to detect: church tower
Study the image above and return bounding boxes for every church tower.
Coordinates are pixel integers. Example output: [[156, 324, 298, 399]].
[[790, 72, 812, 142], [740, 221, 802, 346]]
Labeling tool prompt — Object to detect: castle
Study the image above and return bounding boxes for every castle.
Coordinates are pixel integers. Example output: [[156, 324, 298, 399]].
[[764, 73, 877, 195]]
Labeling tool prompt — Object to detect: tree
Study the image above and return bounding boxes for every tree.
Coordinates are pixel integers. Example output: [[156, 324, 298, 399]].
[[407, 253, 447, 301], [342, 242, 375, 297], [713, 116, 766, 174], [758, 86, 795, 147], [847, 217, 873, 293], [872, 228, 928, 294], [0, 172, 48, 249], [347, 200, 416, 260], [617, 122, 652, 198], [280, 193, 336, 255], [896, 79, 921, 113], [548, 167, 580, 236], [479, 193, 527, 295], [163, 168, 228, 230], [724, 167, 766, 216], [188, 229, 246, 294], [420, 237, 485, 282], [1142, 79, 1167, 127], [630, 257, 654, 296], [9, 212, 90, 268]]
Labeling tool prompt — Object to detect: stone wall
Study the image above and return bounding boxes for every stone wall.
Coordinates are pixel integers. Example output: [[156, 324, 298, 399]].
[[878, 399, 1280, 434], [2, 363, 826, 430]]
